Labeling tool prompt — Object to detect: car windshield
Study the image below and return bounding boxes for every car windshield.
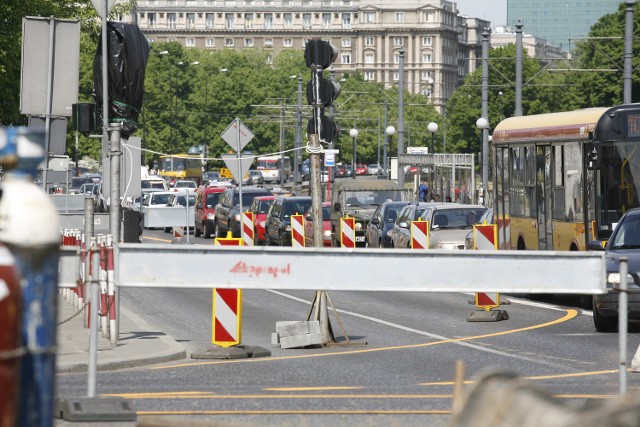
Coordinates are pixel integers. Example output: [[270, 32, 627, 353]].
[[343, 190, 403, 206], [431, 208, 487, 230], [149, 194, 172, 205], [205, 193, 221, 208], [175, 195, 196, 206], [258, 200, 273, 214], [234, 192, 271, 207], [610, 214, 640, 249], [283, 200, 312, 217], [175, 181, 196, 188]]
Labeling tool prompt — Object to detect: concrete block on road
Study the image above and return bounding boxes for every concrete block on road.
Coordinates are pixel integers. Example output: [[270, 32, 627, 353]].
[[280, 332, 323, 349], [276, 320, 320, 338], [271, 332, 280, 346]]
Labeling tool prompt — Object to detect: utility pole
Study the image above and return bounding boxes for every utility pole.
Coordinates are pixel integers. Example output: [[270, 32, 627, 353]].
[[515, 20, 523, 117], [624, 0, 634, 104], [279, 99, 286, 186], [295, 76, 303, 183], [397, 48, 406, 188]]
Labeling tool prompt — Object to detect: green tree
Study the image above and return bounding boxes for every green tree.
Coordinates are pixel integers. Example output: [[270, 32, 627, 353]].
[[570, 3, 640, 107]]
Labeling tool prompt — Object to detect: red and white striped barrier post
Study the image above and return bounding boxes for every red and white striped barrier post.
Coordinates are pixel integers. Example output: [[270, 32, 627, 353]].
[[106, 234, 117, 345], [173, 226, 184, 240], [98, 234, 109, 337], [291, 214, 305, 248], [340, 217, 355, 248], [212, 235, 243, 347], [497, 215, 511, 250], [241, 212, 254, 246], [468, 223, 508, 322], [77, 232, 86, 312], [410, 220, 429, 249]]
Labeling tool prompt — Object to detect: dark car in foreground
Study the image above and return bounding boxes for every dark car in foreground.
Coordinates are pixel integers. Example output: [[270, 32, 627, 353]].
[[588, 207, 640, 332], [213, 186, 273, 238], [366, 201, 410, 248], [265, 196, 313, 246]]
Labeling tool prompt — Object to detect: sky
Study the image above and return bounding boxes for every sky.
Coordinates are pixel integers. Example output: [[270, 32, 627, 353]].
[[455, 0, 508, 27]]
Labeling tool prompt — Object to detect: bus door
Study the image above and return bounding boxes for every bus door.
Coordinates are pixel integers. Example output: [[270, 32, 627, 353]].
[[536, 145, 553, 250]]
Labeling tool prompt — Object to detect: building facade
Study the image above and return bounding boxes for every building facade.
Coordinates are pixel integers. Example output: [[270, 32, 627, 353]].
[[123, 0, 491, 113], [507, 0, 621, 52]]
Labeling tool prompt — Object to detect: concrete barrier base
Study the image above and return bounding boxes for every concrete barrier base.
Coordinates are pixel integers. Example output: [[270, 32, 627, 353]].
[[190, 345, 271, 359], [467, 309, 509, 322]]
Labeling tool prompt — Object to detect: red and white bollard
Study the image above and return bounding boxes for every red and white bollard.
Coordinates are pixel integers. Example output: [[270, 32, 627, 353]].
[[106, 234, 117, 345], [410, 220, 429, 249], [241, 212, 254, 246], [340, 217, 355, 248], [98, 234, 109, 337], [291, 214, 305, 248]]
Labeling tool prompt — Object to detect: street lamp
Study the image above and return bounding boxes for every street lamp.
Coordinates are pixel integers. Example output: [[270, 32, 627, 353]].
[[476, 117, 490, 205], [427, 122, 438, 154], [385, 125, 395, 179], [349, 128, 358, 180], [499, 91, 503, 122]]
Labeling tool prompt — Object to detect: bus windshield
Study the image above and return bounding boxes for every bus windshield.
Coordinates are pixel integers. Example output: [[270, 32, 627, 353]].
[[256, 159, 278, 169]]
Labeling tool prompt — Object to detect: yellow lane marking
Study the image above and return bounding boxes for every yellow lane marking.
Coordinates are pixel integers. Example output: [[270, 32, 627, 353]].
[[264, 386, 363, 391], [553, 394, 618, 399], [103, 391, 216, 398], [150, 309, 578, 370], [420, 369, 620, 386], [136, 409, 452, 415], [104, 393, 452, 400]]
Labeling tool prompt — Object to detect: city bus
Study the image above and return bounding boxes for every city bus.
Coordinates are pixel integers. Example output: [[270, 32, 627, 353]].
[[492, 104, 640, 253], [158, 154, 202, 183], [256, 155, 292, 183]]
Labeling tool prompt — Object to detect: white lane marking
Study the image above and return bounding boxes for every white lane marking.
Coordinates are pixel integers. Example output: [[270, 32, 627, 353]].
[[266, 290, 580, 371]]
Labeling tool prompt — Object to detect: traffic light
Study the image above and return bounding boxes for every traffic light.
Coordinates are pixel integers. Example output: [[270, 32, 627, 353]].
[[305, 39, 340, 144]]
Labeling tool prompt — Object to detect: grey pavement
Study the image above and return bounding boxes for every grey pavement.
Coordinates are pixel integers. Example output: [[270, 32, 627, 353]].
[[56, 291, 186, 373]]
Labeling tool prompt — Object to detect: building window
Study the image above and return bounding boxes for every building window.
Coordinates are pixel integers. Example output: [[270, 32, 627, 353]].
[[421, 70, 433, 80], [393, 72, 399, 81], [302, 0, 312, 6], [393, 37, 403, 46], [147, 0, 157, 4], [394, 53, 400, 64], [205, 0, 215, 4], [206, 38, 215, 47], [342, 0, 351, 5], [342, 13, 351, 29], [206, 13, 215, 28], [422, 36, 432, 46], [264, 38, 273, 47], [245, 38, 254, 47], [186, 38, 195, 47], [365, 52, 374, 64], [365, 12, 375, 23], [225, 38, 234, 47], [323, 13, 331, 28], [167, 13, 176, 28], [342, 38, 351, 47], [148, 12, 156, 26], [266, 54, 273, 64], [365, 36, 374, 46], [303, 13, 312, 29], [395, 12, 404, 22], [244, 0, 253, 4], [341, 54, 351, 64], [364, 71, 375, 81], [284, 13, 292, 27], [282, 0, 290, 5], [264, 0, 272, 5], [283, 38, 293, 47], [186, 13, 195, 28], [323, 0, 332, 5], [225, 13, 234, 28], [186, 0, 196, 5], [225, 0, 235, 5], [245, 13, 254, 28], [422, 53, 432, 63], [264, 13, 273, 29]]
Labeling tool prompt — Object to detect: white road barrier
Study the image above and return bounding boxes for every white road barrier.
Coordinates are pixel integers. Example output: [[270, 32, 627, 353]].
[[115, 244, 606, 294]]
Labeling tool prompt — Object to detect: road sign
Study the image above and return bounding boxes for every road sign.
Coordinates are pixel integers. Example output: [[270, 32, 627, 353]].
[[221, 118, 254, 152], [91, 0, 117, 18], [221, 154, 254, 184]]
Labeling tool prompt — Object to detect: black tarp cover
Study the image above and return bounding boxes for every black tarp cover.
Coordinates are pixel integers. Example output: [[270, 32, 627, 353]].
[[93, 22, 150, 137]]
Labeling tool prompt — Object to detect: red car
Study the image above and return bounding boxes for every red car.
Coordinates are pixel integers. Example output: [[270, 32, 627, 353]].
[[248, 195, 275, 245], [355, 164, 368, 176], [304, 202, 333, 247]]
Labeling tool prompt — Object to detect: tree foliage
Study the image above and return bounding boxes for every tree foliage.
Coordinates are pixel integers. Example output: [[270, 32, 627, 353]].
[[2, 0, 639, 169]]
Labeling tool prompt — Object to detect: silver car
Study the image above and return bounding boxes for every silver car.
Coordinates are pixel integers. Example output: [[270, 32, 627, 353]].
[[425, 204, 488, 250]]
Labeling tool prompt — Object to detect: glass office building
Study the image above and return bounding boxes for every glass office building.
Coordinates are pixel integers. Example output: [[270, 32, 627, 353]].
[[507, 0, 622, 51]]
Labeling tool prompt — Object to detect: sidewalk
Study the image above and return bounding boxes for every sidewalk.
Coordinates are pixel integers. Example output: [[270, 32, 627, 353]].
[[56, 292, 186, 373]]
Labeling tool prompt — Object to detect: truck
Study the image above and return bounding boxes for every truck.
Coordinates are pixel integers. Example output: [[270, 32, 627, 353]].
[[330, 178, 405, 247]]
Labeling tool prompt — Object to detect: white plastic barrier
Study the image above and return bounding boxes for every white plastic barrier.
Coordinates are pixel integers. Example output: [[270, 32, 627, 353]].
[[115, 244, 606, 294], [142, 206, 195, 228]]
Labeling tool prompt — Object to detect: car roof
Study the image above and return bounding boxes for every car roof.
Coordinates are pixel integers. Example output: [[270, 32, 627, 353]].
[[254, 195, 275, 201], [430, 203, 486, 210], [275, 195, 312, 202]]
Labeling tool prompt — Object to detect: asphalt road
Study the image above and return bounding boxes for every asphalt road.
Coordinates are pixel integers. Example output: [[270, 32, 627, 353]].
[[55, 228, 640, 426]]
